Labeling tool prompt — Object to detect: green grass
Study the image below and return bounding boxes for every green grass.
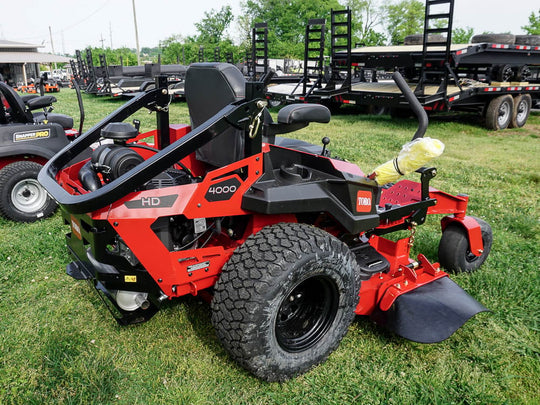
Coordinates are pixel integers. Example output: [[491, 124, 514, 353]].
[[1, 89, 538, 404]]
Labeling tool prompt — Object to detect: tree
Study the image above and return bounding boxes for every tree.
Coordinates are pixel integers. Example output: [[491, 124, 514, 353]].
[[195, 6, 234, 44], [383, 0, 424, 45], [342, 0, 386, 46], [452, 27, 473, 44], [522, 9, 540, 35], [87, 47, 138, 66], [241, 0, 342, 59]]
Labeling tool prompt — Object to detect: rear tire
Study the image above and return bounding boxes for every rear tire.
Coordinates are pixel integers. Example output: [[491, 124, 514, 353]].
[[438, 217, 493, 273], [485, 95, 513, 130], [211, 223, 362, 382], [0, 161, 57, 222], [509, 94, 532, 128]]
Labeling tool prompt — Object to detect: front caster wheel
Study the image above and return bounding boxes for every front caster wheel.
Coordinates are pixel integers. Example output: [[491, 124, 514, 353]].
[[211, 223, 362, 381], [438, 217, 493, 273]]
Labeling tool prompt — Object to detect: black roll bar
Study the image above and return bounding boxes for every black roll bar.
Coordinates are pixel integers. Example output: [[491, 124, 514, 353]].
[[392, 71, 428, 140]]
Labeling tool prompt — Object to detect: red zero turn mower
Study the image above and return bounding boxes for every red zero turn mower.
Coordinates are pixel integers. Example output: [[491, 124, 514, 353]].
[[39, 63, 493, 382]]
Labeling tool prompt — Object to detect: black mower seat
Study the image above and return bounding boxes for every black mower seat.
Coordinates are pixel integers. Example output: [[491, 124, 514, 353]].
[[185, 62, 246, 167], [0, 81, 33, 123], [185, 62, 331, 165], [33, 112, 74, 130]]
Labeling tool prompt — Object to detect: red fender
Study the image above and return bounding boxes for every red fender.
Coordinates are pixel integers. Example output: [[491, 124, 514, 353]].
[[441, 215, 484, 257]]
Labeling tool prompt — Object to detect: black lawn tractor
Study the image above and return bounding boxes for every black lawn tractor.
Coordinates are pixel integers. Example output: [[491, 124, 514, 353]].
[[39, 63, 492, 382], [0, 81, 83, 222]]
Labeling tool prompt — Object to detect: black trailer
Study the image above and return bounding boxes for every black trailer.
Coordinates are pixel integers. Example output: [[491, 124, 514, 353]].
[[267, 1, 540, 130]]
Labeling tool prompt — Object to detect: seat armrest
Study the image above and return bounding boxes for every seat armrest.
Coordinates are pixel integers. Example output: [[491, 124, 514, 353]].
[[277, 104, 331, 124], [25, 96, 57, 111]]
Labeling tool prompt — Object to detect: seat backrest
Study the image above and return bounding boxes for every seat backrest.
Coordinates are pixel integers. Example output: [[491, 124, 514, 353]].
[[185, 63, 246, 167], [0, 81, 33, 123]]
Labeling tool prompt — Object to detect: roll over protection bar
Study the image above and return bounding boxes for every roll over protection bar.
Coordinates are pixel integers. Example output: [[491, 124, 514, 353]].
[[392, 71, 428, 141]]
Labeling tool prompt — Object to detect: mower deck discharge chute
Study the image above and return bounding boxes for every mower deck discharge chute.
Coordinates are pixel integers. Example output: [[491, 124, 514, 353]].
[[39, 63, 492, 381]]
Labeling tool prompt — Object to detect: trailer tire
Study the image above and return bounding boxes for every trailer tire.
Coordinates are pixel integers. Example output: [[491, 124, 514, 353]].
[[485, 95, 513, 130], [390, 107, 412, 119], [514, 65, 532, 82], [438, 217, 492, 273], [403, 34, 445, 45], [211, 223, 362, 382], [509, 94, 532, 128], [494, 64, 514, 82], [471, 34, 515, 45], [515, 35, 540, 46], [0, 161, 57, 222]]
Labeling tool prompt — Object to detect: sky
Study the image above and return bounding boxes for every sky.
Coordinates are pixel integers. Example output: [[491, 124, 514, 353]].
[[0, 0, 537, 55]]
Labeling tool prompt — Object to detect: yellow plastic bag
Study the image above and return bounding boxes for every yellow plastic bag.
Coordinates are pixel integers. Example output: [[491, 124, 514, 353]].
[[370, 137, 445, 185]]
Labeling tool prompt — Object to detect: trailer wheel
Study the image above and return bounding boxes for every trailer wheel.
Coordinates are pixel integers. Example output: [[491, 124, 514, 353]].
[[509, 94, 532, 128], [438, 217, 492, 273], [514, 65, 532, 82], [485, 95, 513, 130], [0, 161, 57, 222], [494, 64, 514, 82], [211, 223, 361, 382], [268, 99, 282, 108]]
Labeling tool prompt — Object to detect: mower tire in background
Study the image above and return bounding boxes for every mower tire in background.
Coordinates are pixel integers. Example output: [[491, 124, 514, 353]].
[[0, 161, 57, 222]]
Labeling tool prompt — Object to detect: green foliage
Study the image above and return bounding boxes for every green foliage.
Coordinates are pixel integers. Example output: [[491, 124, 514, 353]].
[[86, 46, 139, 66], [453, 27, 474, 44], [343, 0, 387, 46], [195, 6, 234, 44], [0, 89, 539, 403], [522, 8, 540, 35], [384, 0, 425, 44], [242, 0, 342, 58]]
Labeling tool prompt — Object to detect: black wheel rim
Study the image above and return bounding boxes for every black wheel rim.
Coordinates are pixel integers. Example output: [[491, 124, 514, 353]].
[[275, 275, 339, 353]]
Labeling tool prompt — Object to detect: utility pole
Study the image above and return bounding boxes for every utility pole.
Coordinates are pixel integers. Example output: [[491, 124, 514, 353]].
[[99, 34, 106, 49], [48, 26, 57, 69], [132, 0, 141, 65], [109, 21, 113, 49]]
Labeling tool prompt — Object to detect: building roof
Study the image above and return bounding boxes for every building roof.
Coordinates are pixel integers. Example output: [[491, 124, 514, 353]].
[[0, 40, 71, 63], [0, 52, 72, 64], [0, 39, 43, 49]]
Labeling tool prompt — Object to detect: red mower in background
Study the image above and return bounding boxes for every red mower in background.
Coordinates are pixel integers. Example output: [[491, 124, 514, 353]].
[[39, 63, 492, 382]]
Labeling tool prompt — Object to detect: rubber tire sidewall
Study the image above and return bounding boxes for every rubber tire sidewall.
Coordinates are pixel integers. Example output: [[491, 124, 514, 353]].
[[485, 95, 513, 130], [509, 94, 532, 128], [438, 217, 493, 273], [471, 34, 515, 45], [515, 35, 540, 46], [211, 223, 362, 382], [0, 161, 57, 222]]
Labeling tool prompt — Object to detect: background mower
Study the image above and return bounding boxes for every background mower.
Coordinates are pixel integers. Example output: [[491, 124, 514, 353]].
[[39, 63, 493, 382], [0, 80, 82, 222]]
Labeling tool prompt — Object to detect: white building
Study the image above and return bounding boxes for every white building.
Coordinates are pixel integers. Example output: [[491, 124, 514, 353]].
[[0, 40, 72, 85]]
